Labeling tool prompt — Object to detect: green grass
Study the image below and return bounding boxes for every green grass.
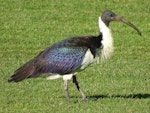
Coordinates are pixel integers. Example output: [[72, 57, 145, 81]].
[[0, 0, 150, 113]]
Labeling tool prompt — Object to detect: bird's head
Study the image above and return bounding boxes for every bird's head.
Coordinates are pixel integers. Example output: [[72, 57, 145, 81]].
[[101, 10, 141, 36]]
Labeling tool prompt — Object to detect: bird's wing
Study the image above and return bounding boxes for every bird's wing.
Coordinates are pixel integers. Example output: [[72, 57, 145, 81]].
[[35, 46, 87, 75]]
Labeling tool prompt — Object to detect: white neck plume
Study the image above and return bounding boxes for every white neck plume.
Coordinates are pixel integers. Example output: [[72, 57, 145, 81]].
[[99, 17, 114, 59]]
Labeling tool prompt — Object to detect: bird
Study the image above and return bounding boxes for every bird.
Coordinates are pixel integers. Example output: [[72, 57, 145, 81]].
[[8, 10, 141, 101]]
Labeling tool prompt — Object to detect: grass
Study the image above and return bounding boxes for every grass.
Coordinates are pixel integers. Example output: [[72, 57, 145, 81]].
[[0, 0, 150, 113]]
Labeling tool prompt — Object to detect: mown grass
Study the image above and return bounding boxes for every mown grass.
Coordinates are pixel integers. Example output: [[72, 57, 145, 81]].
[[0, 0, 150, 113]]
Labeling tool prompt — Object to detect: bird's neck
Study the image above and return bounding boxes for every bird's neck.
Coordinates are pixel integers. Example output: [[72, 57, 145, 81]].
[[99, 17, 114, 59]]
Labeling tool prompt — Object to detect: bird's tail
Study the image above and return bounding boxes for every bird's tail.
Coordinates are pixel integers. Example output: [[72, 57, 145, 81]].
[[8, 59, 36, 82]]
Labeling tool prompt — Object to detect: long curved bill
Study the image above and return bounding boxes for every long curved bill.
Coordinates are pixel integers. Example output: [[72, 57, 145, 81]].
[[113, 16, 142, 36]]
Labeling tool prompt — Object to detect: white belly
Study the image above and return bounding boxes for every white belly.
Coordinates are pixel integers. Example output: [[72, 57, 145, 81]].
[[80, 49, 97, 70]]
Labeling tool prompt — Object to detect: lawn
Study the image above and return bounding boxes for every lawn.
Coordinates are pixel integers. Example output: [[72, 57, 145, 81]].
[[0, 0, 150, 113]]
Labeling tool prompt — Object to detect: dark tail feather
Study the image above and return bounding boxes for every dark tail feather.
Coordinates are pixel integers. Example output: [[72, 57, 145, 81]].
[[8, 59, 36, 82]]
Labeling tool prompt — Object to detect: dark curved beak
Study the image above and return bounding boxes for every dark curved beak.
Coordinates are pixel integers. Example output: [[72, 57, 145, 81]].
[[112, 16, 142, 36]]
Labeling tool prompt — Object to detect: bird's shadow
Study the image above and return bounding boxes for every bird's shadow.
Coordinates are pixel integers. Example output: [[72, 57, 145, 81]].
[[88, 93, 150, 100], [60, 93, 150, 102]]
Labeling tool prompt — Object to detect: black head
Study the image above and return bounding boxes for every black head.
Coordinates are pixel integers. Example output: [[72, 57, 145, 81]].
[[101, 10, 116, 26], [101, 10, 141, 36]]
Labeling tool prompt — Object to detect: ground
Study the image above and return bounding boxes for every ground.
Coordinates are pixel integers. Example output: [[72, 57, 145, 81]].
[[0, 0, 150, 113]]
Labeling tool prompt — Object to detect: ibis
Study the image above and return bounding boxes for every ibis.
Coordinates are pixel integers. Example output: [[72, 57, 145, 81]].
[[8, 10, 141, 101]]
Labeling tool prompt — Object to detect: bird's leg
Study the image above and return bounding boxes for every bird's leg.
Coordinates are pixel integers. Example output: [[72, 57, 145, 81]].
[[64, 80, 70, 102], [72, 75, 87, 101]]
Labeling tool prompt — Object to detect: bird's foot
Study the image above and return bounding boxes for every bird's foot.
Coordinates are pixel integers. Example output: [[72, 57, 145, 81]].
[[81, 97, 98, 101], [82, 97, 89, 101], [65, 96, 70, 102]]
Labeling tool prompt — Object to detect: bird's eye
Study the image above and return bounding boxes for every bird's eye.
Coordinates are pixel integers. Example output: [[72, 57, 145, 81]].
[[110, 14, 113, 17]]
